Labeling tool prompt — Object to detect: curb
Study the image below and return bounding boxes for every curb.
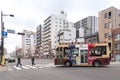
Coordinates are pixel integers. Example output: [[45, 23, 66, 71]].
[[110, 61, 120, 64]]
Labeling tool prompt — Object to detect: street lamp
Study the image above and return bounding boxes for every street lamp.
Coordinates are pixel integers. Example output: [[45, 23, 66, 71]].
[[1, 11, 14, 65]]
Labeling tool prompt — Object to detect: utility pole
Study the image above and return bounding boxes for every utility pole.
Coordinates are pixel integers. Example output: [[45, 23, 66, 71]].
[[1, 11, 4, 65], [0, 11, 14, 65]]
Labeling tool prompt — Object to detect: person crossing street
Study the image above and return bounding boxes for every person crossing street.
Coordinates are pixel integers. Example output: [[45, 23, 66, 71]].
[[31, 56, 35, 66], [31, 54, 35, 66], [16, 56, 22, 67]]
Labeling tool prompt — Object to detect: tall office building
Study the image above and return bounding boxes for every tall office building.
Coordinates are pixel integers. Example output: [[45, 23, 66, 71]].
[[36, 25, 42, 48], [22, 30, 36, 57], [36, 25, 42, 56], [74, 16, 98, 38]]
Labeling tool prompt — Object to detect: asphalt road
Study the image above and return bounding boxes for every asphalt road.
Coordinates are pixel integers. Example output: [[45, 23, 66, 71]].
[[0, 59, 120, 80]]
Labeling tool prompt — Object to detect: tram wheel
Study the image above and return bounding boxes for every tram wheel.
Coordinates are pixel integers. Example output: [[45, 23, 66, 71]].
[[65, 61, 72, 67], [93, 61, 100, 67]]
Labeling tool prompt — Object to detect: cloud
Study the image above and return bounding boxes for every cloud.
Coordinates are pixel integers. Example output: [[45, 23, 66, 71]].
[[110, 0, 120, 8]]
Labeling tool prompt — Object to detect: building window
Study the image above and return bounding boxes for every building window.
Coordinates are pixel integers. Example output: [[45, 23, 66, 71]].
[[104, 13, 107, 18], [108, 32, 112, 37], [108, 22, 112, 28], [119, 14, 120, 17], [59, 22, 61, 24], [104, 23, 107, 28], [63, 19, 65, 24], [115, 44, 120, 50], [69, 34, 71, 36], [26, 34, 30, 38], [115, 34, 120, 41], [108, 12, 111, 19], [104, 33, 108, 38], [119, 24, 120, 27]]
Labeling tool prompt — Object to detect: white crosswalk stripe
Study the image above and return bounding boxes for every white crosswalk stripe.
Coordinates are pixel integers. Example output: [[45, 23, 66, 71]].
[[13, 66, 22, 70], [4, 63, 55, 72], [7, 68, 14, 71], [22, 66, 30, 69], [39, 66, 44, 68], [26, 65, 36, 69]]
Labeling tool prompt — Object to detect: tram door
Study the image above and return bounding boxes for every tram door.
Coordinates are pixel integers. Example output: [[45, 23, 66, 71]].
[[80, 49, 88, 64]]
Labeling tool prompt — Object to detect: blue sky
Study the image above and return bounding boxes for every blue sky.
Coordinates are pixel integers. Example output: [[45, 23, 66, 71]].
[[0, 0, 120, 53]]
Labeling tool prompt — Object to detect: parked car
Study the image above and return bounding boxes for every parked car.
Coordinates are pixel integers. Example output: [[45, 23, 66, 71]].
[[5, 55, 10, 61], [8, 57, 16, 63]]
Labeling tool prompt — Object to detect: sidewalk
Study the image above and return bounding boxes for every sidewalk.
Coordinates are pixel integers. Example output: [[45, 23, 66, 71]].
[[0, 65, 7, 71], [110, 61, 120, 64]]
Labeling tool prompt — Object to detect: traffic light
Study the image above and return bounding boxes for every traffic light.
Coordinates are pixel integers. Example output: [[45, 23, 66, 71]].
[[17, 32, 25, 35]]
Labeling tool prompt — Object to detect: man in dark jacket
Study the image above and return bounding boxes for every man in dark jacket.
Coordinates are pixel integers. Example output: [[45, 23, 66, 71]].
[[31, 56, 35, 66], [16, 56, 22, 67]]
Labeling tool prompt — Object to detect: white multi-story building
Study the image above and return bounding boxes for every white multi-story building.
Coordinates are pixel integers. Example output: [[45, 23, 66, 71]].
[[58, 28, 76, 43], [58, 21, 75, 43], [43, 11, 75, 58], [22, 30, 36, 57], [76, 27, 85, 42]]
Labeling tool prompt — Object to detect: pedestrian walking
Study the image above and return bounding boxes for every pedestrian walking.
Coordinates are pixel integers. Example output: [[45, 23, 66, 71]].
[[16, 56, 22, 67], [31, 56, 35, 66]]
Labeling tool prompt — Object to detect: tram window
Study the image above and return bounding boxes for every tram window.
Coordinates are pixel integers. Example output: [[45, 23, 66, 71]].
[[101, 46, 107, 55], [56, 47, 62, 51], [60, 47, 62, 51], [56, 48, 59, 51], [90, 47, 102, 56], [72, 48, 79, 57], [95, 47, 102, 56], [90, 49, 95, 56], [64, 48, 70, 57], [94, 46, 107, 56]]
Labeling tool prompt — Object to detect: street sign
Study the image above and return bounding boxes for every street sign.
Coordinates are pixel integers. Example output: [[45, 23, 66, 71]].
[[17, 32, 25, 35], [7, 29, 15, 34], [2, 31, 8, 38]]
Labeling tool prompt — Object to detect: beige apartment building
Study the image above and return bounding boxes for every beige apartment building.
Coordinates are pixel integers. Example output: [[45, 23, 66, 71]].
[[99, 6, 120, 60]]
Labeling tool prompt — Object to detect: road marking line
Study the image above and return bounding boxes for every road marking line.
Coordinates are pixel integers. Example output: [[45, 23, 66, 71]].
[[43, 65, 51, 67], [26, 65, 36, 69], [22, 66, 29, 69], [13, 66, 21, 70], [46, 63, 55, 67], [39, 66, 44, 68], [7, 68, 14, 71]]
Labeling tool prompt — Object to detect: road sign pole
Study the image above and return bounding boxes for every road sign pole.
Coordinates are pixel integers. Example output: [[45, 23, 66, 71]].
[[1, 11, 5, 65]]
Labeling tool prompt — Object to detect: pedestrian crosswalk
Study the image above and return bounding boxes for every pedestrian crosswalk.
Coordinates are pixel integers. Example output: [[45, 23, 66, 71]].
[[4, 63, 55, 72]]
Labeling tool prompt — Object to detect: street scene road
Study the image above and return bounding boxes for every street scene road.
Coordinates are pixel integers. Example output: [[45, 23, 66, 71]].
[[1, 0, 120, 80], [0, 59, 120, 80]]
